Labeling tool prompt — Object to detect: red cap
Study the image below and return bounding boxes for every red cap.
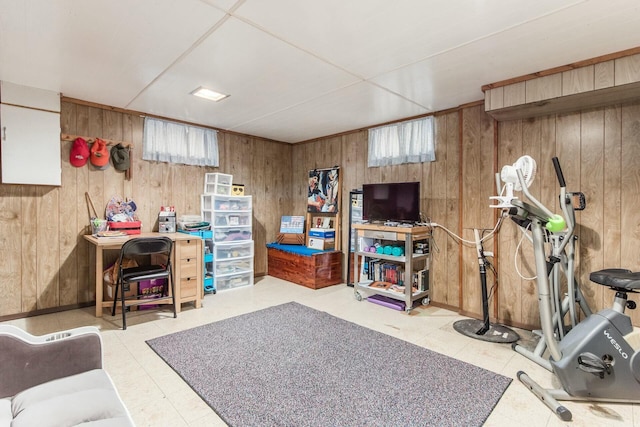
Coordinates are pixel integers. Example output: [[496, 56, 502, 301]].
[[70, 137, 90, 167]]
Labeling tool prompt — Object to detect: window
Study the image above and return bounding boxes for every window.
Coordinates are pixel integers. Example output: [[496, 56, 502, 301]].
[[367, 116, 435, 167], [142, 117, 219, 167]]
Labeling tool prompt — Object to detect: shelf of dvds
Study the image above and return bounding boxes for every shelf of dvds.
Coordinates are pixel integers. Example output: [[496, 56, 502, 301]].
[[353, 223, 432, 313]]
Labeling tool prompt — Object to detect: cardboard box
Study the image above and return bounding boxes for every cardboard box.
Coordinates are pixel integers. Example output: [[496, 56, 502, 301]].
[[231, 184, 245, 196], [104, 279, 136, 301], [307, 237, 335, 250], [308, 228, 335, 238], [138, 278, 167, 310]]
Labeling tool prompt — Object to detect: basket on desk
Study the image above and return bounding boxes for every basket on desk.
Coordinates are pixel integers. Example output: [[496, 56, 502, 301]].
[[91, 219, 109, 235]]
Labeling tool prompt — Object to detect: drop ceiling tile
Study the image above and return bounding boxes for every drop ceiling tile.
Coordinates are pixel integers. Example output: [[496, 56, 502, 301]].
[[2, 0, 640, 144], [199, 0, 241, 12], [0, 0, 226, 107], [127, 16, 360, 130], [233, 0, 586, 79], [372, 0, 640, 112], [230, 82, 429, 143]]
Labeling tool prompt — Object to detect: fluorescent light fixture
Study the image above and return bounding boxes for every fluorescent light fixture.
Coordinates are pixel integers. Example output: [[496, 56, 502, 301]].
[[191, 86, 229, 102]]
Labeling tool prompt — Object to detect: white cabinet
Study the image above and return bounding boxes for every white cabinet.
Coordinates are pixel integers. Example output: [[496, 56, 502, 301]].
[[201, 194, 254, 291], [0, 81, 61, 186]]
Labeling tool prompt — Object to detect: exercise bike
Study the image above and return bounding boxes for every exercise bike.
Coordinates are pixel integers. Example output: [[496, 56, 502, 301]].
[[506, 157, 640, 421]]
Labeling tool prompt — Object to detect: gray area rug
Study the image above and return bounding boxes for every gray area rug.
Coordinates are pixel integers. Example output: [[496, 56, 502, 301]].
[[147, 302, 511, 427]]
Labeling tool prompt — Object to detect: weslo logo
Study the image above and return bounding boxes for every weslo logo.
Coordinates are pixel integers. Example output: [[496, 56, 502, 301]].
[[604, 329, 629, 359]]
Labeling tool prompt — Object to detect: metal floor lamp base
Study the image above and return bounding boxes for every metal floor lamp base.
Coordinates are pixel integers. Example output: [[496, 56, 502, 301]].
[[453, 319, 520, 344]]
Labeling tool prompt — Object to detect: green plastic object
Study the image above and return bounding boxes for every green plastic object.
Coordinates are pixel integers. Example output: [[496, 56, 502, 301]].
[[546, 214, 566, 232]]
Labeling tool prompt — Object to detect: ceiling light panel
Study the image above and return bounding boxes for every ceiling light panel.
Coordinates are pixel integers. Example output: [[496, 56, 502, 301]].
[[192, 86, 229, 101]]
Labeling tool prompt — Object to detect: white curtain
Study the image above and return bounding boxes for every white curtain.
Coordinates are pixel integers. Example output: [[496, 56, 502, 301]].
[[367, 116, 435, 167], [143, 117, 219, 167]]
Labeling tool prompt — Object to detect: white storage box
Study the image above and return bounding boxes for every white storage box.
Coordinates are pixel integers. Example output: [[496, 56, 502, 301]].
[[309, 228, 335, 238], [204, 173, 233, 195], [308, 237, 335, 250]]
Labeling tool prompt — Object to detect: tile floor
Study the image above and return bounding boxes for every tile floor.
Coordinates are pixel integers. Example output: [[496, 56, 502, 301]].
[[3, 276, 639, 427]]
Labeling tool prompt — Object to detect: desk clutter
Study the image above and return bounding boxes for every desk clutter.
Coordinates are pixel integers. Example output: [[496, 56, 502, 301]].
[[105, 195, 141, 234], [85, 193, 141, 235], [158, 206, 176, 233]]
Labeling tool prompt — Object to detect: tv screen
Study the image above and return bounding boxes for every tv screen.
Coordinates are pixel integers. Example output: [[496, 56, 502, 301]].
[[362, 182, 421, 223]]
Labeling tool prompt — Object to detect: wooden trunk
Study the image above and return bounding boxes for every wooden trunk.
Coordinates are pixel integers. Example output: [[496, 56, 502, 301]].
[[267, 247, 342, 289]]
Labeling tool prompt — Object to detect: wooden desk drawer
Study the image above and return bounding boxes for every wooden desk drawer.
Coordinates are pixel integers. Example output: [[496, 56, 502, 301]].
[[179, 257, 198, 278], [178, 239, 199, 259], [180, 277, 197, 298]]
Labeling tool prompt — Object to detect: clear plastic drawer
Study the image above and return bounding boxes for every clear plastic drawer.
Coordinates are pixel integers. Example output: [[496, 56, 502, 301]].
[[213, 226, 252, 242], [213, 196, 252, 211], [216, 272, 254, 291], [212, 211, 252, 227], [214, 240, 254, 260], [214, 257, 253, 276]]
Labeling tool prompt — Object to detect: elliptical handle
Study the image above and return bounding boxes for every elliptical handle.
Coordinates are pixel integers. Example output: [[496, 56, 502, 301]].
[[552, 157, 566, 188]]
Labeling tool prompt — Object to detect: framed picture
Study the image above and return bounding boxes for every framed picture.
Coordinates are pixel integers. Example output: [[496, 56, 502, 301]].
[[280, 215, 305, 234], [307, 167, 340, 213]]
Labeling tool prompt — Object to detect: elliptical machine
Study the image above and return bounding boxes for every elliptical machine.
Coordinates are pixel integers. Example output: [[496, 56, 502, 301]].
[[492, 155, 591, 371], [507, 157, 640, 421]]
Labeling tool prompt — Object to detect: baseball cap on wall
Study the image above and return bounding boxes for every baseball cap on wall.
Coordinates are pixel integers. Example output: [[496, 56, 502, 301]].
[[70, 137, 90, 167], [90, 138, 110, 170], [110, 143, 130, 171]]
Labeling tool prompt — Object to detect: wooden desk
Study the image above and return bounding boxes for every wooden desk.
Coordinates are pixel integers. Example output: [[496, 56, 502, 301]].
[[84, 232, 203, 317]]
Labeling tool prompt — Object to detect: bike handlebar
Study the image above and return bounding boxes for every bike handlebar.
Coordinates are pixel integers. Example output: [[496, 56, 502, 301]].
[[552, 157, 566, 188]]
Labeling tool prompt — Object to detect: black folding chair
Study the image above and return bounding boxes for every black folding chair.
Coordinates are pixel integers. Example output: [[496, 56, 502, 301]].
[[111, 237, 176, 330]]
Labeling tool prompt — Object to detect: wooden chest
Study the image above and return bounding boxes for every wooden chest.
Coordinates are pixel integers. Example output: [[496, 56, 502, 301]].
[[267, 247, 342, 289]]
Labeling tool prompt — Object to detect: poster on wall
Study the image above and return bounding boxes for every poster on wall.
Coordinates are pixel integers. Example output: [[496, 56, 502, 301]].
[[307, 167, 340, 213]]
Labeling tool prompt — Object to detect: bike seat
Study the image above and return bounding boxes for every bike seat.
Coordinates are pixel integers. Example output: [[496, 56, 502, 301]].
[[589, 268, 640, 291]]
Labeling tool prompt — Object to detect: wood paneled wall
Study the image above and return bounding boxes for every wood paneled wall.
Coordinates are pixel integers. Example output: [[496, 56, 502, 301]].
[[291, 111, 462, 310], [3, 97, 640, 329], [496, 103, 640, 328], [293, 100, 640, 329], [0, 100, 292, 318]]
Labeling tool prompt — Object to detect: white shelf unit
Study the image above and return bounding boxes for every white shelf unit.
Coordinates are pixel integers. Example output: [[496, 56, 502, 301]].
[[201, 194, 254, 292]]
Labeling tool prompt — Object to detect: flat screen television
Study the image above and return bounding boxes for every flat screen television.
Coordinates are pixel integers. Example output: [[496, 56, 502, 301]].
[[362, 182, 421, 224]]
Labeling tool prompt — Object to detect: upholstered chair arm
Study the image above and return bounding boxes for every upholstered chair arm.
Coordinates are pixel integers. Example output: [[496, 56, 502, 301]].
[[0, 325, 103, 398]]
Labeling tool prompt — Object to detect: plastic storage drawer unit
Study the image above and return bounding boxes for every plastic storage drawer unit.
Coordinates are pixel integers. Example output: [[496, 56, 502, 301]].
[[204, 173, 233, 195]]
